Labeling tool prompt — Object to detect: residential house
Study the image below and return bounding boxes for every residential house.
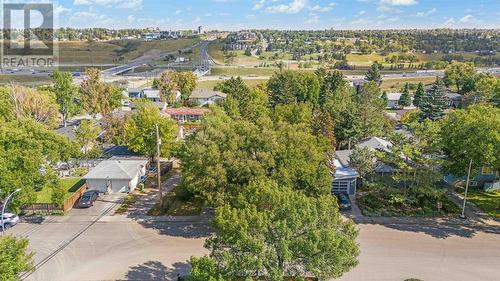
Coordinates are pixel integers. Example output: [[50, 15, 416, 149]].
[[142, 89, 161, 102], [332, 159, 359, 195], [127, 88, 143, 98], [386, 93, 416, 109], [164, 107, 209, 123], [335, 137, 396, 179], [189, 89, 227, 106], [83, 159, 148, 193]]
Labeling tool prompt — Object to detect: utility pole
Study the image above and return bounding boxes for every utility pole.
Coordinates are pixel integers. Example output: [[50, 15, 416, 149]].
[[155, 124, 163, 206], [460, 159, 473, 219]]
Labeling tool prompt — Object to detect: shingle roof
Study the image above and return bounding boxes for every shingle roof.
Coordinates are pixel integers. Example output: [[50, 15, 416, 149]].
[[335, 150, 353, 167], [190, 89, 227, 99], [83, 159, 148, 180], [358, 137, 393, 152]]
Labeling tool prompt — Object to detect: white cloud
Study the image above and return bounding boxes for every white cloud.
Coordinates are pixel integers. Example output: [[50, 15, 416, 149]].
[[380, 0, 417, 6], [73, 0, 142, 9], [266, 0, 308, 14], [359, 10, 366, 15], [416, 8, 436, 17], [253, 0, 266, 10], [309, 3, 336, 12], [459, 14, 478, 23], [175, 10, 182, 15]]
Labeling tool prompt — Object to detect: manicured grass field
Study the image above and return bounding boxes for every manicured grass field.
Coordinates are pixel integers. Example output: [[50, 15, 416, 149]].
[[197, 78, 268, 90], [35, 178, 85, 204], [464, 190, 500, 219], [208, 40, 225, 65], [211, 67, 279, 76], [381, 76, 438, 91]]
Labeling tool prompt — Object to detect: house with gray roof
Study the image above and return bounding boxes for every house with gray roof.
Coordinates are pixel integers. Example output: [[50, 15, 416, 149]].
[[83, 159, 148, 193], [189, 89, 227, 106], [332, 159, 359, 195]]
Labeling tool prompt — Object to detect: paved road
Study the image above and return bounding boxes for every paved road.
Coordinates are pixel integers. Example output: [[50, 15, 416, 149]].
[[7, 189, 499, 281]]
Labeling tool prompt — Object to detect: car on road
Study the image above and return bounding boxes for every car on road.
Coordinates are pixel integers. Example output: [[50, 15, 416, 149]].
[[1, 213, 20, 230], [335, 193, 352, 211], [77, 190, 100, 208]]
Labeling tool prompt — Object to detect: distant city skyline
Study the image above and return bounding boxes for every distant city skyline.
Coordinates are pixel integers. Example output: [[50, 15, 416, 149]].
[[30, 0, 500, 30]]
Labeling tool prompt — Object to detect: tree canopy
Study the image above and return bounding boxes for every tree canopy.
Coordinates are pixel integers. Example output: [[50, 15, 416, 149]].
[[441, 104, 500, 175], [124, 101, 178, 159], [0, 235, 34, 280]]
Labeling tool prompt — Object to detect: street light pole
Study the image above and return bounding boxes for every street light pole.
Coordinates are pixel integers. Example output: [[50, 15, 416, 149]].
[[1, 188, 21, 234], [460, 159, 473, 219], [155, 124, 163, 206]]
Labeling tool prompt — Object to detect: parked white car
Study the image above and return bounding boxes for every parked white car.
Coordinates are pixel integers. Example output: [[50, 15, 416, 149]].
[[1, 213, 20, 230]]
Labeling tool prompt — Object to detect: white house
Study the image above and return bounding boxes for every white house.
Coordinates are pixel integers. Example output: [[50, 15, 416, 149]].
[[142, 89, 161, 102], [189, 89, 227, 106], [386, 93, 416, 109], [83, 159, 148, 193]]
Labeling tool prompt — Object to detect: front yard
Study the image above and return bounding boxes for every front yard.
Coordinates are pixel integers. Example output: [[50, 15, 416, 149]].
[[462, 189, 500, 219], [148, 184, 203, 216], [35, 178, 85, 203], [357, 184, 460, 217]]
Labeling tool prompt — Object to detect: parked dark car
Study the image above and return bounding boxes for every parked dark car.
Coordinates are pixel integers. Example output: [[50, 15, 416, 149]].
[[78, 190, 99, 208], [335, 193, 352, 211]]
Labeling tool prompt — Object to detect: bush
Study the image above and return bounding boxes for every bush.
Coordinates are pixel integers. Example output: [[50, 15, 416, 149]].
[[357, 183, 460, 217], [73, 167, 88, 177], [50, 185, 66, 208]]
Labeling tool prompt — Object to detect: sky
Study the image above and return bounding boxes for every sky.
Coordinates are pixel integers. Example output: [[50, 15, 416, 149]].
[[9, 0, 500, 30]]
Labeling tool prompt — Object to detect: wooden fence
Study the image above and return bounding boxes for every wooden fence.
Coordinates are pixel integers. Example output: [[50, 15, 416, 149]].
[[23, 184, 88, 214]]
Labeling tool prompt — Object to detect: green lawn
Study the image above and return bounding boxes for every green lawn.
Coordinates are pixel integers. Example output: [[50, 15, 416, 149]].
[[35, 178, 85, 204], [197, 78, 268, 90], [465, 190, 500, 219]]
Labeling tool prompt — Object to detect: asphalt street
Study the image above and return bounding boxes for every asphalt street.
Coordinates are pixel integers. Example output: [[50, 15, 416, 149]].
[[6, 190, 500, 281]]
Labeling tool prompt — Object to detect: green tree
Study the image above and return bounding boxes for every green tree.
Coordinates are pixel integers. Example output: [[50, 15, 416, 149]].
[[419, 79, 448, 121], [102, 113, 130, 145], [157, 70, 179, 103], [205, 179, 359, 281], [244, 47, 252, 56], [441, 104, 500, 175], [381, 91, 389, 108], [214, 76, 251, 102], [124, 102, 178, 159], [398, 83, 412, 107], [181, 107, 332, 206], [75, 120, 101, 158], [52, 71, 80, 127], [5, 85, 60, 128], [365, 63, 382, 85], [356, 82, 386, 138], [468, 76, 500, 105], [443, 62, 477, 95], [187, 256, 225, 281], [267, 70, 320, 107], [413, 82, 425, 108], [175, 71, 198, 101], [349, 146, 375, 181], [0, 235, 34, 280], [80, 68, 121, 116], [0, 119, 76, 211]]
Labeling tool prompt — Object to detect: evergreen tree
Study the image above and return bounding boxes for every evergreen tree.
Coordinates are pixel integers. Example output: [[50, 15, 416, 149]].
[[413, 82, 425, 108], [419, 79, 448, 121], [365, 63, 382, 85], [381, 91, 389, 108], [398, 83, 412, 107]]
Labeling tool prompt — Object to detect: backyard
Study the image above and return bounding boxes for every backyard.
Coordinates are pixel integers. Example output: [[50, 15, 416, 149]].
[[35, 178, 85, 203]]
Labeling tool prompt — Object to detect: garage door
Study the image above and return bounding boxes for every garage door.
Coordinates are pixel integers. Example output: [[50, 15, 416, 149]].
[[86, 179, 109, 193], [332, 181, 350, 194]]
